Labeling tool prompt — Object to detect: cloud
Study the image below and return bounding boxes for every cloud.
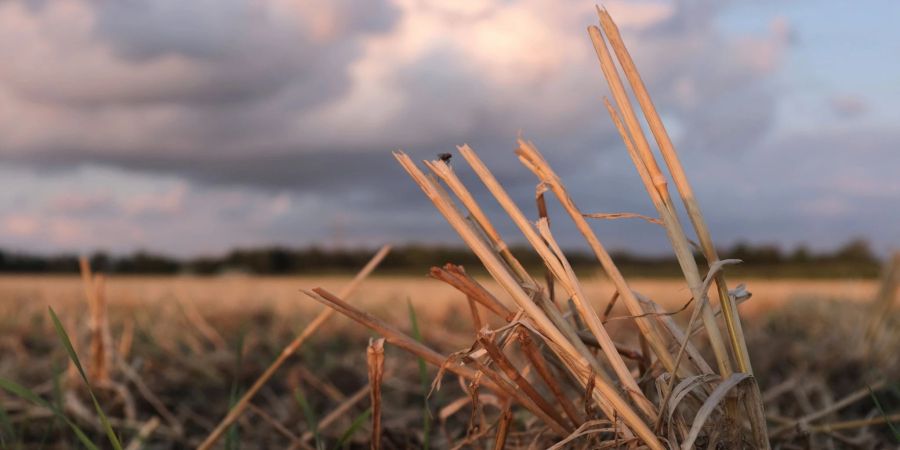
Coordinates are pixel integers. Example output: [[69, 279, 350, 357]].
[[4, 0, 396, 107], [0, 165, 341, 255], [3, 0, 890, 256], [0, 0, 784, 173], [50, 192, 115, 215], [0, 0, 399, 158], [828, 94, 868, 119], [2, 214, 40, 237], [685, 125, 900, 251]]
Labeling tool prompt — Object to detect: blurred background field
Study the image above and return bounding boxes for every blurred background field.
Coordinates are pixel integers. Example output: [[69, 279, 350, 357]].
[[0, 273, 883, 325], [0, 270, 896, 448]]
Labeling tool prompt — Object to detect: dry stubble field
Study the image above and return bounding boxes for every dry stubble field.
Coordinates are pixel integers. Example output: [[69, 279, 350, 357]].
[[1, 274, 880, 320], [0, 274, 882, 360], [0, 273, 897, 448]]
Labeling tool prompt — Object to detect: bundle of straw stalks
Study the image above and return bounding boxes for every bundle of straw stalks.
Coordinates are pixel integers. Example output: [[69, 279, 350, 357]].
[[305, 8, 772, 449]]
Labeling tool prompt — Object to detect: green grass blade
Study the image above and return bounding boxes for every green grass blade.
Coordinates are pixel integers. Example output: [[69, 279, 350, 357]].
[[225, 330, 246, 450], [36, 421, 54, 450], [49, 363, 65, 450], [0, 377, 46, 406], [407, 300, 431, 450], [294, 387, 323, 450], [332, 408, 371, 450], [48, 307, 123, 450], [51, 364, 63, 411], [869, 385, 900, 442], [0, 393, 18, 449], [0, 377, 99, 450]]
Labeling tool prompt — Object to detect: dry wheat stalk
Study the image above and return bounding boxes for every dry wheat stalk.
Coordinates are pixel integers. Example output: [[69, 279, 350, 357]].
[[307, 8, 775, 449], [396, 151, 664, 447], [451, 147, 658, 419], [367, 338, 385, 450], [294, 383, 371, 447], [432, 265, 585, 427], [424, 160, 592, 359], [197, 245, 391, 450], [515, 140, 681, 376], [595, 7, 753, 376], [404, 153, 654, 436], [123, 416, 160, 450], [866, 251, 900, 340], [492, 405, 514, 450], [305, 287, 576, 436], [478, 330, 571, 431], [247, 403, 303, 445], [79, 257, 112, 385], [588, 26, 733, 380], [589, 12, 770, 446]]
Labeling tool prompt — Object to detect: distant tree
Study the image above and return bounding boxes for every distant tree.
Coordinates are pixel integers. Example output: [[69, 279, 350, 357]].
[[0, 238, 887, 277], [115, 251, 179, 274], [90, 252, 112, 273], [788, 245, 811, 263], [834, 238, 877, 263], [727, 241, 783, 265]]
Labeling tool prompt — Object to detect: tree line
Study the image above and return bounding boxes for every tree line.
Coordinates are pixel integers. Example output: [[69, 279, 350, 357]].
[[0, 238, 884, 278]]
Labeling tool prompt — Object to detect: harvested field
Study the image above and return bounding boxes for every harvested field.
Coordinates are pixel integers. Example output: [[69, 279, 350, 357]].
[[0, 274, 883, 329], [0, 274, 897, 448]]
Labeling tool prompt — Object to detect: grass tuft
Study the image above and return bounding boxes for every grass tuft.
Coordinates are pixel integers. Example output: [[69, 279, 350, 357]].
[[869, 385, 900, 442], [0, 377, 99, 450], [295, 386, 323, 450], [407, 300, 432, 449], [333, 408, 371, 450], [48, 307, 123, 450]]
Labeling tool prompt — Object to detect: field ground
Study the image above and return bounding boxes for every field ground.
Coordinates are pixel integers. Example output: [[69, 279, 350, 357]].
[[1, 274, 880, 323], [0, 274, 897, 448]]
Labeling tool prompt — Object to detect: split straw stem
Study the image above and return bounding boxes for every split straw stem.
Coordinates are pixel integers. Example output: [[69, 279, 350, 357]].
[[515, 140, 678, 376], [454, 145, 657, 420], [595, 7, 753, 376], [395, 151, 662, 449], [589, 25, 733, 379]]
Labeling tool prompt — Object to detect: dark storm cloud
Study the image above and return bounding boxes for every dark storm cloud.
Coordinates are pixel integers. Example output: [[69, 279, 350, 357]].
[[0, 0, 782, 187], [6, 0, 888, 256], [93, 0, 397, 62], [1, 1, 398, 109], [13, 147, 403, 193]]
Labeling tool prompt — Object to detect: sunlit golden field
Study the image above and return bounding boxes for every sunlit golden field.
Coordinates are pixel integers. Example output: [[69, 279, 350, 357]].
[[0, 273, 896, 448], [1, 274, 882, 353], [2, 274, 880, 322]]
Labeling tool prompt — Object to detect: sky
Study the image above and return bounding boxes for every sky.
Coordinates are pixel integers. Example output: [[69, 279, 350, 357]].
[[0, 0, 898, 257]]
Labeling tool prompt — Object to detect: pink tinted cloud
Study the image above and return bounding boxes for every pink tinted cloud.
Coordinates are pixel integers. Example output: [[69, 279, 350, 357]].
[[122, 183, 187, 216], [50, 192, 114, 213], [48, 218, 84, 245], [829, 95, 867, 118], [2, 214, 40, 237]]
